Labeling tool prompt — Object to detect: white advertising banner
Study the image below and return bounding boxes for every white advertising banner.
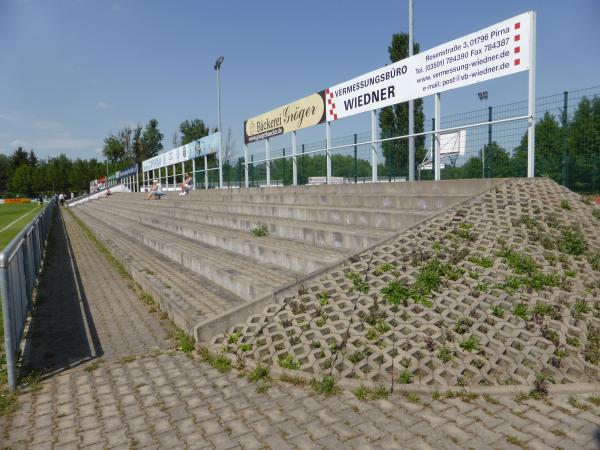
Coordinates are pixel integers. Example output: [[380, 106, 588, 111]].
[[142, 132, 220, 172], [325, 12, 532, 121]]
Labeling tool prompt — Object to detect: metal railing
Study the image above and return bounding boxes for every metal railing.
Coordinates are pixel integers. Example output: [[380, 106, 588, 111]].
[[1, 200, 54, 390]]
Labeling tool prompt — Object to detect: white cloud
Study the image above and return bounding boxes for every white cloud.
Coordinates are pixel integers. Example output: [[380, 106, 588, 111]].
[[96, 101, 111, 109]]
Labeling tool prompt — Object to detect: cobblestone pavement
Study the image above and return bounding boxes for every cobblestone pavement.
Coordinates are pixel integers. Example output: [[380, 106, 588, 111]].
[[2, 210, 600, 449]]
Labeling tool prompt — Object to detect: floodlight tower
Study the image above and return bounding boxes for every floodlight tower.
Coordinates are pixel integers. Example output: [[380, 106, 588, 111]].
[[214, 56, 224, 188]]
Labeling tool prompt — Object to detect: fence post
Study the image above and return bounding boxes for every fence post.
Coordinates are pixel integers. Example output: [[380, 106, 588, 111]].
[[250, 154, 254, 187], [292, 131, 298, 186], [434, 93, 441, 181], [301, 144, 305, 184], [238, 157, 242, 188], [431, 117, 436, 177], [282, 148, 286, 186], [326, 123, 332, 183], [488, 106, 493, 178], [266, 139, 271, 187], [562, 91, 568, 187], [371, 110, 377, 182], [353, 133, 358, 183], [204, 156, 208, 190]]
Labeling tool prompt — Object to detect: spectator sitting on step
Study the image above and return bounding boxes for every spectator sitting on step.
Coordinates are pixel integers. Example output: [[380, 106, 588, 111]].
[[180, 173, 192, 196], [145, 179, 165, 200]]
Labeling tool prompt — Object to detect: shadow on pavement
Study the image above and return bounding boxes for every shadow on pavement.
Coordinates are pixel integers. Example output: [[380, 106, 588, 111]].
[[20, 208, 102, 377]]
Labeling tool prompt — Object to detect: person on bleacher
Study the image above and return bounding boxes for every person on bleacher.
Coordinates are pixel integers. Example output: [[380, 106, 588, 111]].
[[180, 173, 192, 196], [145, 179, 165, 200]]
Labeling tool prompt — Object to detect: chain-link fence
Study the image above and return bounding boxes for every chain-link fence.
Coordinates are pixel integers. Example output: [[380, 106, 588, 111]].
[[241, 85, 599, 193]]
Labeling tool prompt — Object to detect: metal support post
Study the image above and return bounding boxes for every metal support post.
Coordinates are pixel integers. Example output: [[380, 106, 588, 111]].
[[204, 156, 208, 189], [216, 66, 224, 188], [192, 158, 196, 189], [1, 267, 17, 390], [371, 110, 378, 182], [243, 143, 249, 188], [282, 148, 286, 185], [266, 138, 271, 187], [172, 164, 176, 189], [292, 131, 297, 186], [326, 122, 332, 183], [561, 91, 568, 187], [353, 133, 358, 183], [408, 0, 415, 181], [434, 93, 441, 181], [487, 106, 493, 178], [527, 12, 537, 178]]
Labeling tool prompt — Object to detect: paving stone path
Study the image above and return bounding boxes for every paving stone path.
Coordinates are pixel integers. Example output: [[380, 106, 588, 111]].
[[2, 210, 600, 449]]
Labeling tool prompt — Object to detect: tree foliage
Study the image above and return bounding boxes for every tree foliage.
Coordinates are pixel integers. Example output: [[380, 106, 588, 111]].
[[179, 119, 209, 145], [142, 119, 164, 158], [379, 32, 426, 176]]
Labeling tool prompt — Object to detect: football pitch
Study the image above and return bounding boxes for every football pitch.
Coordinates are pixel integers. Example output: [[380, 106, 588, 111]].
[[0, 203, 43, 251]]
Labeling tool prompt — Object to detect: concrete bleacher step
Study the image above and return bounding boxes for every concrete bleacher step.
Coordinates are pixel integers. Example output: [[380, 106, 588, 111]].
[[101, 198, 391, 251], [154, 192, 472, 210], [106, 197, 433, 229], [73, 208, 245, 331], [79, 205, 301, 301], [83, 201, 350, 273]]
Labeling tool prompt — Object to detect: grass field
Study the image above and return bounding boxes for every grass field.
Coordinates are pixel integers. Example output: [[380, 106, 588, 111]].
[[0, 203, 43, 251]]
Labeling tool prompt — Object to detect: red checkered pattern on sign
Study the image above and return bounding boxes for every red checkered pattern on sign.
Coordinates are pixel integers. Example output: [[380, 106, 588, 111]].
[[326, 88, 338, 120]]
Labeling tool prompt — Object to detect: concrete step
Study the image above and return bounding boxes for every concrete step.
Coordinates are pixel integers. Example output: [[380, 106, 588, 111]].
[[92, 198, 390, 251], [135, 177, 500, 199], [79, 205, 301, 301], [127, 190, 470, 210], [83, 201, 349, 273], [104, 197, 433, 229], [72, 207, 245, 331]]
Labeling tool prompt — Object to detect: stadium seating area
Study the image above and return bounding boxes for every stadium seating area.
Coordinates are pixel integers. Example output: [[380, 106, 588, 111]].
[[71, 179, 498, 335]]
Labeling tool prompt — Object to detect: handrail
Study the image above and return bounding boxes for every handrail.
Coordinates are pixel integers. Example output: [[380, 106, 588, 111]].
[[1, 200, 55, 390]]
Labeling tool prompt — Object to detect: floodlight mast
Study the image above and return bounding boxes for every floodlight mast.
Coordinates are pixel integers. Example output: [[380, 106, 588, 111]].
[[214, 56, 224, 188], [408, 0, 415, 181]]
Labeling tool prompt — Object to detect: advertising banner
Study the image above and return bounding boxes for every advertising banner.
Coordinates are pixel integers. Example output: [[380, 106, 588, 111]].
[[244, 92, 326, 144], [326, 12, 532, 121], [117, 164, 137, 179], [142, 133, 221, 171], [194, 132, 220, 158]]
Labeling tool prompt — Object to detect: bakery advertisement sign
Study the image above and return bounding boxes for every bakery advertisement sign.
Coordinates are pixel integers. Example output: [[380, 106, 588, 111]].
[[244, 92, 326, 144], [326, 12, 532, 121]]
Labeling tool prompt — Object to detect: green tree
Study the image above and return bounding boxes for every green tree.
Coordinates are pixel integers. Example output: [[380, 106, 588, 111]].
[[379, 33, 426, 177], [102, 135, 126, 163], [142, 119, 164, 158], [9, 165, 33, 195], [28, 150, 38, 167], [0, 154, 10, 191], [131, 124, 144, 166], [10, 146, 29, 168], [179, 119, 209, 145]]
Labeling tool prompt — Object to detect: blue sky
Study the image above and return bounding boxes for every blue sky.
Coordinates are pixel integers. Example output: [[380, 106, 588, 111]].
[[0, 0, 598, 161]]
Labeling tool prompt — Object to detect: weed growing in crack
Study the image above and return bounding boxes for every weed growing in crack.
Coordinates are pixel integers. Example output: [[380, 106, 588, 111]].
[[311, 375, 340, 396], [382, 281, 410, 306], [592, 208, 600, 220], [247, 365, 270, 382], [279, 374, 306, 386], [397, 370, 412, 384], [560, 199, 572, 210], [354, 385, 390, 400], [437, 346, 454, 363], [318, 292, 330, 306], [198, 347, 232, 372], [530, 373, 549, 400], [468, 254, 494, 268], [513, 303, 530, 321], [346, 271, 369, 294], [401, 391, 421, 404], [587, 395, 600, 407], [482, 393, 500, 405], [250, 223, 269, 237], [559, 227, 587, 255], [459, 335, 479, 352], [568, 395, 590, 411], [374, 262, 395, 276], [227, 332, 241, 344], [491, 305, 505, 318], [278, 354, 301, 370]]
